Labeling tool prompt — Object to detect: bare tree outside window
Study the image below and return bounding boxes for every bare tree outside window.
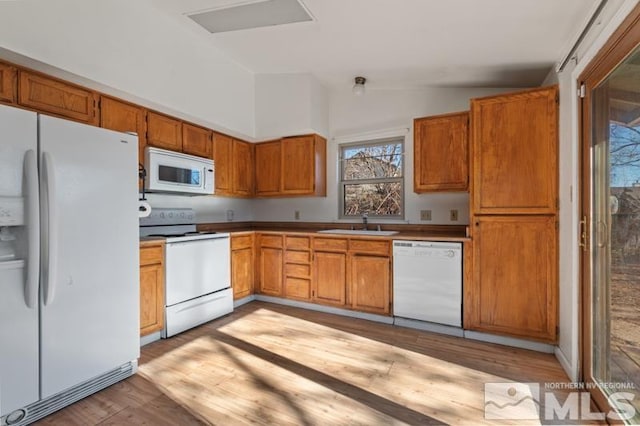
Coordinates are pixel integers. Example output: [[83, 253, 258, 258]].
[[339, 139, 404, 218]]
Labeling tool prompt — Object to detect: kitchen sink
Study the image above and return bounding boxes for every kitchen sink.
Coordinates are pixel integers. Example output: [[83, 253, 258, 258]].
[[316, 229, 399, 236]]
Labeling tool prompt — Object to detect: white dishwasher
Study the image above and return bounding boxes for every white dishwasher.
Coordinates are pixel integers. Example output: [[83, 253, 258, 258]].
[[393, 241, 462, 327]]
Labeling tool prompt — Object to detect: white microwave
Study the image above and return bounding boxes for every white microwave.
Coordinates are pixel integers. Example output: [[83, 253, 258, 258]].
[[144, 147, 214, 195]]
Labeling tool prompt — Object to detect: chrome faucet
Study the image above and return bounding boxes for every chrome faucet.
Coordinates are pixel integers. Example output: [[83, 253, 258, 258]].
[[361, 213, 368, 230]]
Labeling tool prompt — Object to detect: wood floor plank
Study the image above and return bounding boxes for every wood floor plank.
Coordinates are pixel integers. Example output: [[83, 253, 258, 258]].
[[36, 301, 587, 425]]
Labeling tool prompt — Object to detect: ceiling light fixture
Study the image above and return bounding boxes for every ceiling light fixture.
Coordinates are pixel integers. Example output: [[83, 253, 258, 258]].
[[352, 76, 366, 96]]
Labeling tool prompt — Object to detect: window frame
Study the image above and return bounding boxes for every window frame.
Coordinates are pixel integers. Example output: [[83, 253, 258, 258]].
[[338, 137, 405, 220]]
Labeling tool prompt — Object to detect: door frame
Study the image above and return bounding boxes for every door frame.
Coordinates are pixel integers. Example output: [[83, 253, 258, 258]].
[[579, 2, 640, 414]]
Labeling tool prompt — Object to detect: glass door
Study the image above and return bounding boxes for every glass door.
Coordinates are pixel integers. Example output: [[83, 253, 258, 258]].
[[583, 42, 640, 423]]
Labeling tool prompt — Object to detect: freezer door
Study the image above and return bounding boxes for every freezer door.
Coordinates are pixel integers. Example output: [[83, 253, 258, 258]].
[[38, 115, 140, 399], [0, 105, 39, 415]]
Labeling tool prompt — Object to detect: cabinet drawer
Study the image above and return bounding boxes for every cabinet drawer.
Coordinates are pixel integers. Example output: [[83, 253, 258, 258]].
[[260, 234, 283, 248], [313, 237, 348, 252], [349, 239, 390, 256], [286, 236, 310, 250], [285, 263, 310, 277], [285, 250, 310, 264], [231, 234, 253, 250], [284, 277, 311, 300], [140, 246, 163, 265]]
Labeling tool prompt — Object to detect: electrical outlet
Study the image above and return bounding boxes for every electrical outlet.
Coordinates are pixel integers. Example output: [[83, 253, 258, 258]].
[[450, 209, 458, 221], [294, 210, 300, 220], [226, 209, 234, 222], [420, 209, 432, 221]]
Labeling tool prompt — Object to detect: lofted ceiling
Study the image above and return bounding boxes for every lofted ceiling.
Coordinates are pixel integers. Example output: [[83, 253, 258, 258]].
[[151, 0, 599, 90]]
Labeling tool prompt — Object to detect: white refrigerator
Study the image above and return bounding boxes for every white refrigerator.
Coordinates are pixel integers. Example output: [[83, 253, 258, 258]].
[[0, 104, 139, 425]]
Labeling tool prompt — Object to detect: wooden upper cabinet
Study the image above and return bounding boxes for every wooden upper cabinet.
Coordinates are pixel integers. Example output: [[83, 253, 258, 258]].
[[414, 111, 469, 192], [281, 134, 326, 196], [182, 123, 212, 158], [147, 111, 182, 151], [18, 70, 98, 125], [0, 61, 17, 104], [281, 135, 315, 194], [255, 134, 327, 197], [233, 139, 254, 196], [467, 215, 557, 343], [212, 132, 233, 195], [212, 133, 254, 197], [471, 86, 558, 214], [99, 96, 147, 165], [255, 140, 282, 196]]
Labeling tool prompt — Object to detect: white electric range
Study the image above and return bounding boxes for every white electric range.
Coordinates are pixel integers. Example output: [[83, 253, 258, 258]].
[[140, 208, 232, 337]]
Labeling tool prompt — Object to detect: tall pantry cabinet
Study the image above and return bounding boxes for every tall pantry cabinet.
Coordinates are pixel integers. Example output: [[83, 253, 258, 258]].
[[466, 86, 559, 343]]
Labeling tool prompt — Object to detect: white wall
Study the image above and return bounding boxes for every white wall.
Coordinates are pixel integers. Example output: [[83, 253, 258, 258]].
[[0, 0, 255, 138], [254, 73, 329, 138], [544, 0, 638, 381], [253, 86, 517, 224]]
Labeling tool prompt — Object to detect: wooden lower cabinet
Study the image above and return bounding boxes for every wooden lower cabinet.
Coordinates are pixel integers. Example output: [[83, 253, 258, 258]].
[[231, 234, 254, 300], [313, 250, 347, 306], [139, 243, 164, 336], [467, 215, 557, 343], [257, 234, 283, 296], [350, 254, 391, 315]]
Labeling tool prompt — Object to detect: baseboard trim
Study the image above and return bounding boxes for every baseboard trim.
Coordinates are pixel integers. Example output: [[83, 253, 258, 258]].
[[555, 346, 577, 381], [254, 295, 394, 324], [463, 330, 555, 353]]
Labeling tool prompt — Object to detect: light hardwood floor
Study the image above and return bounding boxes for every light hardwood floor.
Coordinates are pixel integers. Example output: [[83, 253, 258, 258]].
[[36, 302, 589, 425]]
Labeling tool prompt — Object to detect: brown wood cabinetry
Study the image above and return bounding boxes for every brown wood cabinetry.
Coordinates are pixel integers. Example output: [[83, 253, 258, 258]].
[[469, 216, 557, 342], [213, 133, 255, 197], [255, 140, 282, 196], [350, 255, 391, 315], [18, 70, 98, 125], [139, 243, 164, 336], [284, 236, 312, 301], [471, 86, 558, 214], [348, 239, 391, 315], [414, 111, 469, 192], [257, 234, 283, 296], [231, 234, 254, 300], [0, 61, 17, 104], [182, 123, 212, 158], [468, 86, 559, 343], [313, 251, 347, 306], [255, 135, 326, 197], [233, 139, 255, 196], [147, 111, 182, 151], [213, 132, 233, 194], [99, 96, 147, 167], [281, 135, 326, 195]]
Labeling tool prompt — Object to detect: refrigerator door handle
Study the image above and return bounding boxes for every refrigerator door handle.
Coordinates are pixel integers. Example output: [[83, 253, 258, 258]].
[[42, 151, 58, 306], [24, 149, 40, 308]]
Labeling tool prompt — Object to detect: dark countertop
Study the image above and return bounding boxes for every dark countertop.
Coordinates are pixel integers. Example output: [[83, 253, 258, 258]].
[[194, 222, 470, 242]]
